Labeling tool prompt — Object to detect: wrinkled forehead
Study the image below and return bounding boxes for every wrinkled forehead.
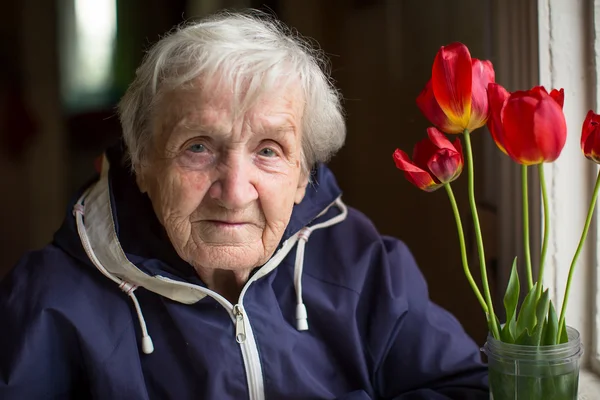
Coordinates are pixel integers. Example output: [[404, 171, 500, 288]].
[[154, 74, 305, 134]]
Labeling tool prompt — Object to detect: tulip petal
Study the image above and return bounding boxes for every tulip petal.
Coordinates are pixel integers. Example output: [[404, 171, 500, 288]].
[[487, 83, 510, 155], [581, 110, 596, 150], [549, 88, 564, 109], [428, 148, 463, 184], [417, 81, 464, 133], [432, 43, 473, 130], [452, 137, 464, 159], [393, 149, 442, 191], [467, 59, 495, 131], [412, 136, 441, 174], [426, 127, 455, 150], [502, 94, 543, 164], [584, 134, 600, 163], [582, 110, 600, 163], [532, 95, 567, 163], [530, 86, 548, 97]]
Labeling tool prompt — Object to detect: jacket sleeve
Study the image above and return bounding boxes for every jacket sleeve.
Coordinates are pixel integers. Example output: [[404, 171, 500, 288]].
[[0, 250, 85, 399], [369, 237, 489, 400]]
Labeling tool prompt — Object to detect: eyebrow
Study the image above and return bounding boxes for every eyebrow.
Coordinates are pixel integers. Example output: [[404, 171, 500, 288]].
[[265, 124, 296, 134], [171, 119, 217, 133], [166, 120, 228, 146]]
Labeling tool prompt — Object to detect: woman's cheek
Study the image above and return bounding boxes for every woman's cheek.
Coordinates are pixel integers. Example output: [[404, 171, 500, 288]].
[[180, 173, 211, 207], [157, 170, 207, 217]]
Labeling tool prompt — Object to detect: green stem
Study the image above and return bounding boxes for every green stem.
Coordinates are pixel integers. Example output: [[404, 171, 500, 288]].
[[522, 165, 534, 290], [537, 164, 550, 301], [444, 183, 489, 313], [463, 130, 500, 339], [557, 169, 600, 337]]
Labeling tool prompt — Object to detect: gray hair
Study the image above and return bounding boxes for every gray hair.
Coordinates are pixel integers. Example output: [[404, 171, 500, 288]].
[[117, 10, 346, 174]]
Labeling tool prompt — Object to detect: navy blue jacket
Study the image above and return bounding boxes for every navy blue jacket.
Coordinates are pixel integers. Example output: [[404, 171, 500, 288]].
[[0, 144, 488, 399]]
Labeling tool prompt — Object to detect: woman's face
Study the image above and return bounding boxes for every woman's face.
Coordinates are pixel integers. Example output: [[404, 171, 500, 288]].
[[137, 80, 308, 273]]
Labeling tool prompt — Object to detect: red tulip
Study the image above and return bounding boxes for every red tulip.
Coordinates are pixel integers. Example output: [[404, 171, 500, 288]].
[[487, 84, 567, 165], [581, 110, 600, 163], [417, 43, 495, 134], [393, 127, 464, 192]]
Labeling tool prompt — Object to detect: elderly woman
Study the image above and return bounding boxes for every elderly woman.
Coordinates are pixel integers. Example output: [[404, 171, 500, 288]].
[[0, 11, 488, 400]]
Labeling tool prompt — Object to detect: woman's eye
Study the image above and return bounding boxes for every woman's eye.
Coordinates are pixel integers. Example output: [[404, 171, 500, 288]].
[[188, 143, 206, 153], [258, 147, 277, 157]]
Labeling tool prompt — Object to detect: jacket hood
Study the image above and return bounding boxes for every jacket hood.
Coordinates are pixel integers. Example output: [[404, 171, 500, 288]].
[[52, 141, 347, 353]]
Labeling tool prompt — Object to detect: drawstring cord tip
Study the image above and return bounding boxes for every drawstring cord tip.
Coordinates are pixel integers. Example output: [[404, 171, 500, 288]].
[[142, 335, 154, 354], [296, 303, 309, 331]]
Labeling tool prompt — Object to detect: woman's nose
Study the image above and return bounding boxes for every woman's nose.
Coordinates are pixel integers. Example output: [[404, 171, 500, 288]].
[[208, 156, 258, 209]]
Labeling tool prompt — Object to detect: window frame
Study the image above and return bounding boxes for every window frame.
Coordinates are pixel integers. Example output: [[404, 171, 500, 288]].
[[537, 0, 599, 374], [591, 0, 600, 376]]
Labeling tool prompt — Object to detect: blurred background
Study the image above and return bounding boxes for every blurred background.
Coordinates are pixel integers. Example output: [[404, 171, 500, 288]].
[[0, 0, 530, 344]]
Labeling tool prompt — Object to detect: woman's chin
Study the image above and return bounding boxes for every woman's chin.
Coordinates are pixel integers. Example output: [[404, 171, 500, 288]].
[[189, 241, 267, 272]]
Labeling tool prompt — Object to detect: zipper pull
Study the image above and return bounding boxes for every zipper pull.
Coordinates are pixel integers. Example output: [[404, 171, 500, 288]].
[[233, 304, 246, 343]]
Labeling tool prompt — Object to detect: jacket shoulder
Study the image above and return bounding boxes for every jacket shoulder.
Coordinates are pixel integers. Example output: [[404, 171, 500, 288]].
[[0, 244, 131, 329], [0, 245, 130, 398], [302, 205, 414, 293]]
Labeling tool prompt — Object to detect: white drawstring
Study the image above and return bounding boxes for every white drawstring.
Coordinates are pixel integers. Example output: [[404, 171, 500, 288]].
[[292, 197, 348, 331], [73, 197, 155, 354], [294, 228, 311, 331]]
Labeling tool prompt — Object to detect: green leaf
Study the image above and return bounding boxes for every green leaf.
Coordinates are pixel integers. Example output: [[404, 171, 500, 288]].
[[516, 282, 538, 338], [515, 326, 537, 345], [541, 300, 558, 346], [508, 318, 518, 342], [533, 289, 550, 345], [500, 313, 514, 343], [500, 322, 514, 343], [502, 258, 520, 341], [500, 310, 518, 344]]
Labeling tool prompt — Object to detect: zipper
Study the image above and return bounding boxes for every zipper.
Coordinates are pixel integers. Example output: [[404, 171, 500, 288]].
[[234, 304, 246, 343], [155, 276, 265, 400], [233, 303, 264, 400]]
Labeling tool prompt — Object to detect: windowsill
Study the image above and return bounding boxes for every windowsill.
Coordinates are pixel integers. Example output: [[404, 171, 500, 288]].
[[579, 369, 600, 399]]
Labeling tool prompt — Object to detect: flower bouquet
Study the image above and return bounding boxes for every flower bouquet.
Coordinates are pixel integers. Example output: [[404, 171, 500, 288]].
[[392, 43, 598, 399]]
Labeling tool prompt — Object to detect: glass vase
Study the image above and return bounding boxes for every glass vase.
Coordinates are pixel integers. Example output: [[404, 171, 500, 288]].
[[481, 326, 583, 399]]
